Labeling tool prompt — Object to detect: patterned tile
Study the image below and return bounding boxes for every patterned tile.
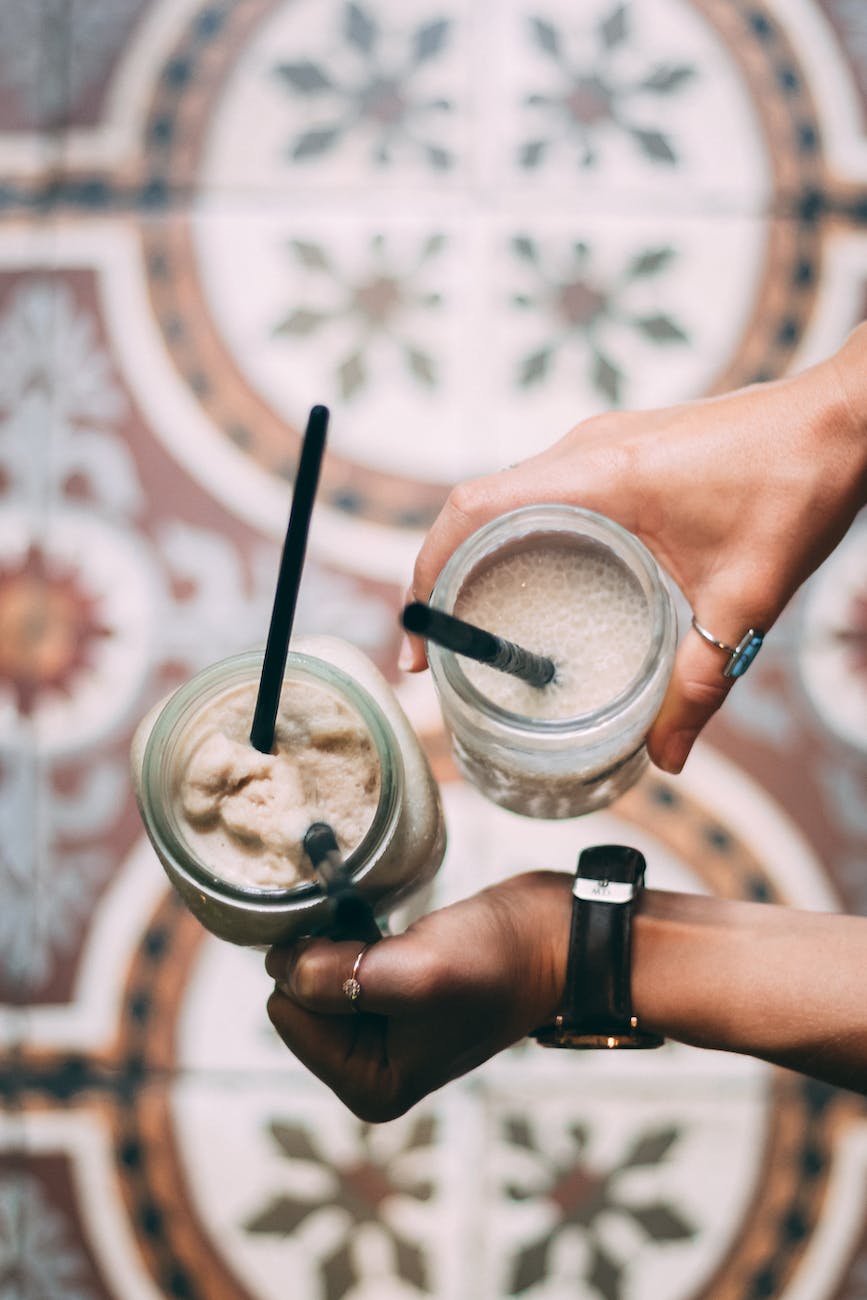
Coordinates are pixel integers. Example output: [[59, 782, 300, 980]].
[[810, 0, 867, 131], [2, 1, 867, 1298]]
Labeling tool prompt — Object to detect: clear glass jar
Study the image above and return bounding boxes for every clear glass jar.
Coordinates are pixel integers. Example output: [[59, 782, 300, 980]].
[[427, 506, 677, 818], [131, 635, 446, 946]]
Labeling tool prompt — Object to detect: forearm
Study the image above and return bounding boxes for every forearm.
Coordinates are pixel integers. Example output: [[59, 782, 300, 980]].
[[631, 890, 867, 1091], [521, 872, 867, 1092], [820, 320, 867, 511]]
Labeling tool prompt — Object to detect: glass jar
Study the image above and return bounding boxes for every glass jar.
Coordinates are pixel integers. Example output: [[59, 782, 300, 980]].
[[131, 635, 446, 946], [427, 505, 677, 818]]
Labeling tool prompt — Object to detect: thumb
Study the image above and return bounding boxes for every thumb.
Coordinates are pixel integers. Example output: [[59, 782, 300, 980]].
[[646, 620, 740, 774]]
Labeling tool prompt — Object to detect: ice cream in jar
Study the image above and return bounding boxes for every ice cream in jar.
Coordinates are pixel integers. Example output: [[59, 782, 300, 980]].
[[131, 635, 446, 946]]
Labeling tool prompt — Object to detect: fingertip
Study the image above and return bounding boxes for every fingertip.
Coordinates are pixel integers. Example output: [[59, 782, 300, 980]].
[[652, 728, 697, 775], [648, 626, 735, 772], [264, 947, 288, 981], [266, 986, 286, 1028], [398, 634, 428, 672], [265, 936, 314, 984], [403, 637, 428, 672], [398, 587, 429, 672]]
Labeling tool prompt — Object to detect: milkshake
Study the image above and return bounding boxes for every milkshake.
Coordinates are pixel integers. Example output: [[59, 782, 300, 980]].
[[131, 635, 446, 946], [427, 506, 676, 818]]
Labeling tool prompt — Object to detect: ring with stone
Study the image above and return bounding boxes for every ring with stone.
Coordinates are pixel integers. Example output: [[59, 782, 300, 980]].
[[691, 615, 765, 679], [342, 944, 370, 1011]]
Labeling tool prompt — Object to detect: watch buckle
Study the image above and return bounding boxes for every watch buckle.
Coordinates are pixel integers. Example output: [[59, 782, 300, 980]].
[[572, 876, 635, 904]]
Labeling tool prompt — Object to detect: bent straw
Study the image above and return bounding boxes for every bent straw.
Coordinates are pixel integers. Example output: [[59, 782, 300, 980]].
[[402, 601, 556, 688], [250, 405, 329, 753], [303, 822, 383, 945]]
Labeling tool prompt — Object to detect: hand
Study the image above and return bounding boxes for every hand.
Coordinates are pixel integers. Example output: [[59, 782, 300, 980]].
[[265, 872, 571, 1121], [403, 327, 867, 773]]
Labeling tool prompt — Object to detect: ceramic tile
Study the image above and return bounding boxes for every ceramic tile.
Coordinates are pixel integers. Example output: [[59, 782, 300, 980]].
[[2, 2, 867, 1298], [0, 237, 403, 1036], [81, 201, 849, 591], [185, 203, 780, 474], [474, 1074, 867, 1300], [800, 1, 867, 144], [0, 0, 151, 135], [700, 521, 867, 920], [3, 1077, 480, 1300]]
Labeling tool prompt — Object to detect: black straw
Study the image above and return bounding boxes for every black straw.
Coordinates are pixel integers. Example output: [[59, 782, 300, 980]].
[[250, 405, 329, 753], [303, 822, 383, 944], [402, 601, 556, 688]]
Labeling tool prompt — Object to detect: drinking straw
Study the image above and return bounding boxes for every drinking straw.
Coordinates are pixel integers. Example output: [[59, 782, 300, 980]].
[[303, 822, 383, 945], [250, 405, 329, 753], [402, 601, 556, 688]]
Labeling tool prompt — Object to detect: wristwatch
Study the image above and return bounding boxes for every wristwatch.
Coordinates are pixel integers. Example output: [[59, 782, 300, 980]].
[[532, 844, 664, 1050]]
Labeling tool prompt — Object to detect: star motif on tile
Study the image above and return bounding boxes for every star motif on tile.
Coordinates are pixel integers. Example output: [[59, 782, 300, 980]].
[[0, 545, 112, 717], [519, 3, 697, 170]]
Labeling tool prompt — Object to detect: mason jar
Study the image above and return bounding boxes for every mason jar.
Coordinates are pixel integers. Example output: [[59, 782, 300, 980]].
[[427, 505, 677, 818], [131, 635, 446, 946]]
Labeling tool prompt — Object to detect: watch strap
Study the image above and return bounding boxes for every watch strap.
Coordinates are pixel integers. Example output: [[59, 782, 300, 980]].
[[532, 845, 664, 1050]]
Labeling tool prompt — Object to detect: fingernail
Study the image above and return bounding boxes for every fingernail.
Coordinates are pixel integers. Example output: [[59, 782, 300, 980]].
[[265, 943, 299, 984], [265, 951, 288, 982], [398, 636, 414, 671], [657, 731, 697, 775]]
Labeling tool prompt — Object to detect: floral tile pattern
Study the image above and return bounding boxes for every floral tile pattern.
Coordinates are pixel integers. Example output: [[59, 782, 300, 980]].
[[2, 1, 867, 1298]]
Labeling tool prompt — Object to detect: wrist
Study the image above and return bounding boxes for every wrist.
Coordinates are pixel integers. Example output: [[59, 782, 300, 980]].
[[494, 871, 573, 1029], [831, 321, 867, 435], [530, 848, 664, 1050], [822, 323, 867, 502], [631, 890, 777, 1051]]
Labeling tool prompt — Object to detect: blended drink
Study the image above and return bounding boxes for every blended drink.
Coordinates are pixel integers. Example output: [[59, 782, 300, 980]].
[[132, 635, 446, 945], [427, 506, 676, 818], [176, 676, 380, 891]]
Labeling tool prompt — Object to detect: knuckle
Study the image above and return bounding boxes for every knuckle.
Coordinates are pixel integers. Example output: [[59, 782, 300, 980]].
[[679, 673, 730, 716], [350, 1097, 404, 1124], [577, 411, 619, 440], [401, 950, 447, 1004], [343, 1080, 415, 1125], [288, 953, 326, 1006], [445, 479, 483, 527], [412, 490, 477, 598]]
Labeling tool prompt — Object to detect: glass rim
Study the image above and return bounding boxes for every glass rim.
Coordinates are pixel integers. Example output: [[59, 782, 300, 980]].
[[428, 504, 673, 735], [140, 649, 402, 904]]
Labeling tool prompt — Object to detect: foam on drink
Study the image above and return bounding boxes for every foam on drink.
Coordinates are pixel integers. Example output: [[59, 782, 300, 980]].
[[453, 534, 652, 717], [428, 507, 676, 819]]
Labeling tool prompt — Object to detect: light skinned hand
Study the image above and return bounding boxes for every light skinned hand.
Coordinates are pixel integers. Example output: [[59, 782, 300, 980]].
[[402, 327, 867, 773], [265, 872, 570, 1122]]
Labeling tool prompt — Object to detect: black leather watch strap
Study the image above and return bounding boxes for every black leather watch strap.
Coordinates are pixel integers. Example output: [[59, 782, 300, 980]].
[[532, 845, 664, 1050]]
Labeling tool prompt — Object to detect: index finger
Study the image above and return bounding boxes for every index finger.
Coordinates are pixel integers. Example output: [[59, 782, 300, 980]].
[[266, 933, 423, 1016], [404, 472, 533, 672]]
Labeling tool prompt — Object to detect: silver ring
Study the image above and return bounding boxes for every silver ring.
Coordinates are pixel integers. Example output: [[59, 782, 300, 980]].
[[691, 616, 764, 679], [342, 945, 370, 1011]]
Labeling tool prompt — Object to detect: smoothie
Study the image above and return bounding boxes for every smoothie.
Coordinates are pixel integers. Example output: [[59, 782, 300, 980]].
[[174, 676, 381, 891], [427, 506, 676, 819], [131, 635, 446, 945], [453, 534, 652, 719]]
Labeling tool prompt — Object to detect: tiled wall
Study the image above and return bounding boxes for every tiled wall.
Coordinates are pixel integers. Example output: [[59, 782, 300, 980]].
[[2, 1, 867, 1297]]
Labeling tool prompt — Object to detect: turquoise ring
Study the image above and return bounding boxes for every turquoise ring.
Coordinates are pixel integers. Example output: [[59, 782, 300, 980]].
[[691, 616, 764, 679]]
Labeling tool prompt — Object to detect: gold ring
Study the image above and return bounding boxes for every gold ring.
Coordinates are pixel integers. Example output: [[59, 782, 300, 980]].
[[342, 945, 370, 1011]]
